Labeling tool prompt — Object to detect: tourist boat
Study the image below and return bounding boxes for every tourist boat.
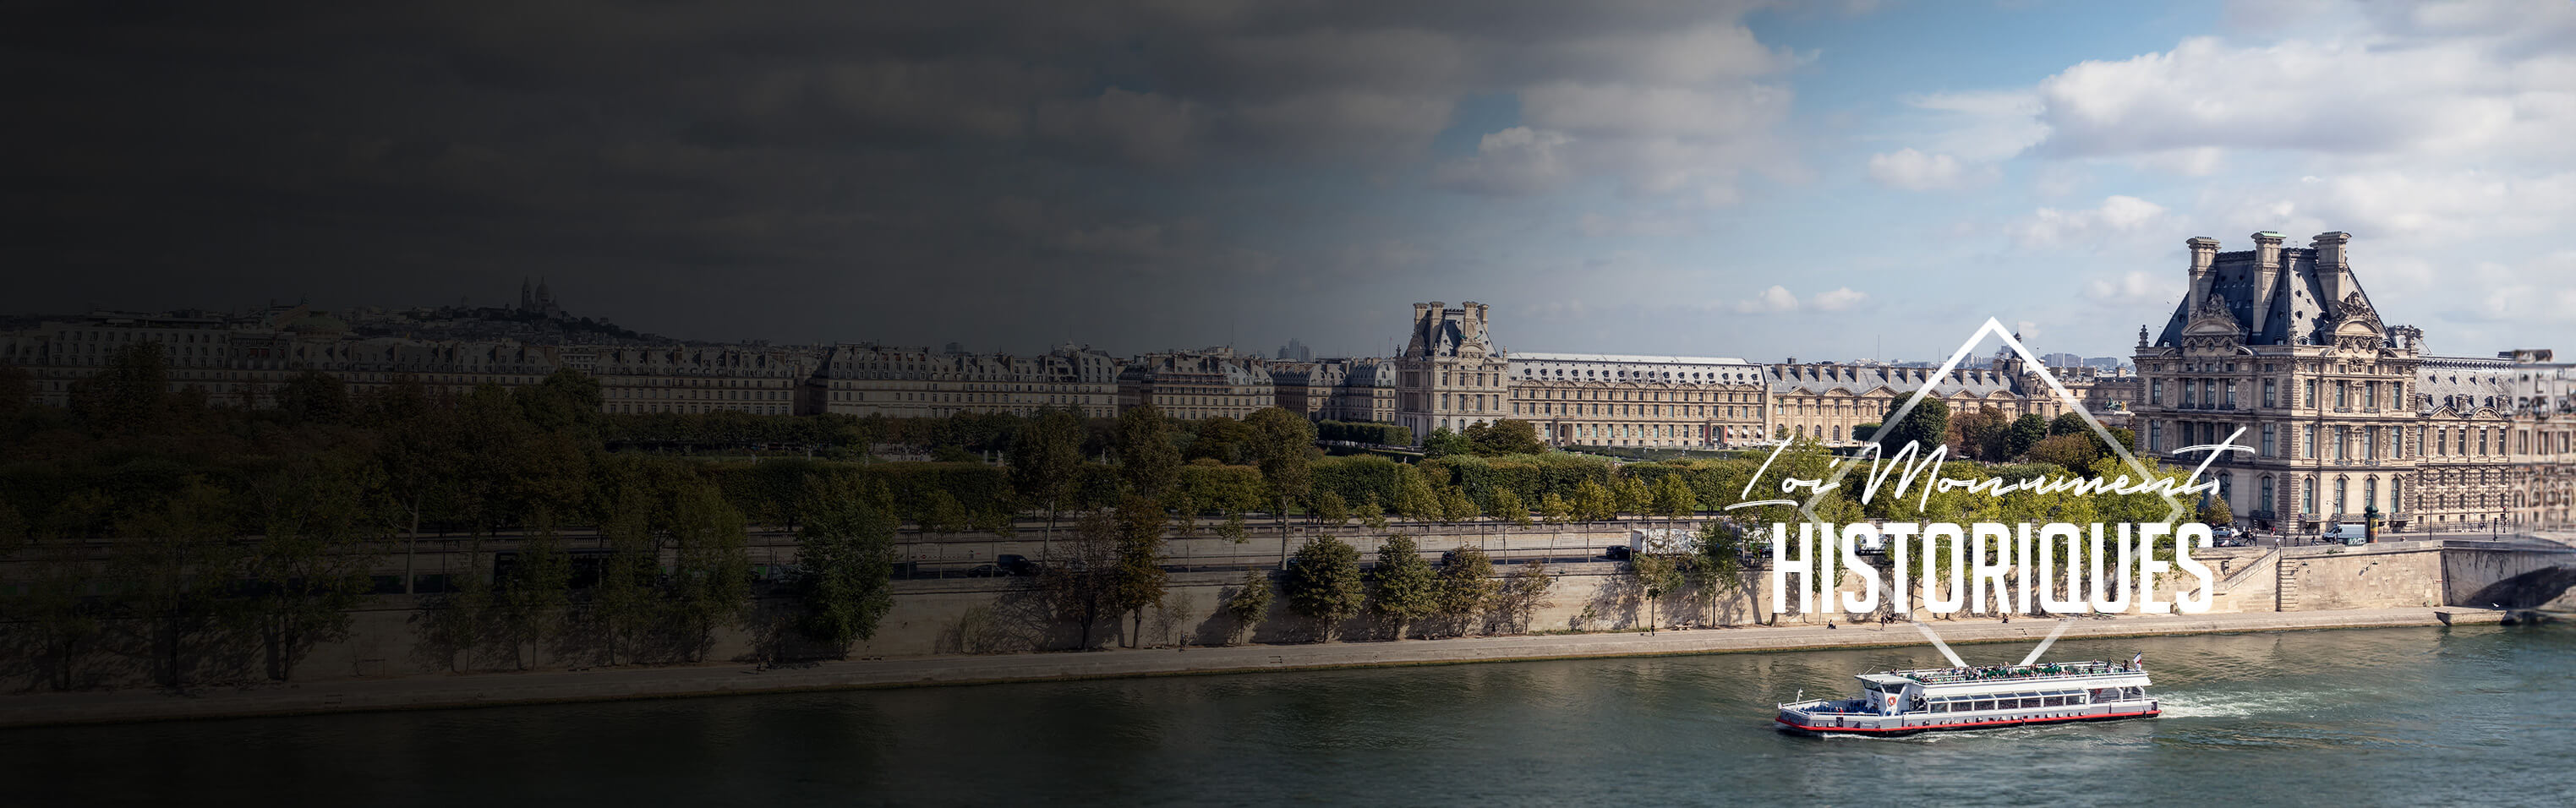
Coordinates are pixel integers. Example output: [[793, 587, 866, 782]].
[[1775, 652, 2158, 736]]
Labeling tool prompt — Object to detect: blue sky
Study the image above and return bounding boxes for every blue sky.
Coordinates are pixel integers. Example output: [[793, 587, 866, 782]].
[[17, 1, 2573, 363], [987, 0, 2576, 363]]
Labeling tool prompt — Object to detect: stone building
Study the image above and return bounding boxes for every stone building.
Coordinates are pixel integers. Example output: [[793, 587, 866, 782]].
[[1766, 358, 2080, 447], [1118, 348, 1276, 421], [1269, 358, 1396, 423], [809, 342, 1118, 419], [2130, 232, 2576, 532], [593, 345, 818, 416], [4, 308, 566, 409], [1393, 301, 1511, 443], [1506, 352, 1770, 448]]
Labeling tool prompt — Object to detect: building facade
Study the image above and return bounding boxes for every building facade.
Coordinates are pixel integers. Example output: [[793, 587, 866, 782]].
[[1506, 352, 1770, 448], [1393, 301, 1511, 443], [2130, 232, 2576, 532], [810, 342, 1119, 419], [1118, 348, 1276, 421]]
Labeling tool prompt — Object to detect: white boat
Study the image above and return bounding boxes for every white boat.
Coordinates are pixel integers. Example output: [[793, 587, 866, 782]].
[[1775, 653, 2158, 736]]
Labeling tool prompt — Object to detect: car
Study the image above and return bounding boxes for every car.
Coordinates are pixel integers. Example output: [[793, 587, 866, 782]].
[[1603, 545, 1633, 560], [2322, 523, 2365, 544], [998, 554, 1037, 576]]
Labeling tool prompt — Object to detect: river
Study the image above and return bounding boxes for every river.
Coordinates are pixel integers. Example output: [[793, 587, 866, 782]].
[[8, 625, 2573, 806]]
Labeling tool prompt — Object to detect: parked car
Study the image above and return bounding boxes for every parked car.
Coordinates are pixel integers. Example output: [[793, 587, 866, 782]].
[[2322, 523, 2365, 544], [998, 554, 1037, 576], [1603, 545, 1632, 561]]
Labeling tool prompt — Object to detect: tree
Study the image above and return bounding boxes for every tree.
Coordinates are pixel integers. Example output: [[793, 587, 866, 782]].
[[1633, 554, 1690, 634], [1614, 477, 1653, 518], [1464, 419, 1546, 456], [495, 516, 574, 670], [71, 341, 171, 434], [665, 482, 754, 662], [1539, 491, 1574, 524], [1487, 560, 1556, 635], [1312, 489, 1351, 527], [1284, 535, 1365, 641], [1103, 497, 1171, 647], [1434, 543, 1495, 636], [112, 477, 247, 688], [6, 519, 109, 691], [2002, 413, 2050, 459], [1355, 496, 1390, 531], [1222, 571, 1273, 645], [1115, 404, 1182, 498], [1878, 397, 1950, 455], [1436, 484, 1481, 523], [2048, 411, 2090, 437], [1653, 474, 1698, 524], [1245, 407, 1317, 541], [1392, 467, 1441, 521], [790, 477, 899, 658], [1011, 407, 1086, 554], [1948, 406, 2010, 460], [2026, 433, 2103, 473], [1369, 533, 1438, 639], [1422, 427, 1471, 458], [248, 454, 391, 680], [1490, 488, 1532, 527], [1570, 478, 1617, 521], [276, 370, 353, 425], [2198, 492, 2235, 528]]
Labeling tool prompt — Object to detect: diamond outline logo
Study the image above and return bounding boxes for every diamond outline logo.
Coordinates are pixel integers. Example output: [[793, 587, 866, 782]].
[[1791, 317, 2187, 526]]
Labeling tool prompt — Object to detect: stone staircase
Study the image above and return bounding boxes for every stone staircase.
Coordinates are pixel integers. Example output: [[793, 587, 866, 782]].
[[2275, 554, 2300, 611]]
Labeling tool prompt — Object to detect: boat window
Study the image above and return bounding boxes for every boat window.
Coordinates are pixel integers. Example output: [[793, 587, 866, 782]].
[[1974, 700, 1995, 711], [2043, 696, 2064, 707]]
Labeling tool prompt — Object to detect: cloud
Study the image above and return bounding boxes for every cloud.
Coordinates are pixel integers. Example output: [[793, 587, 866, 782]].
[[1433, 127, 1578, 195], [1811, 287, 1868, 311], [2010, 195, 2171, 249], [2086, 270, 2168, 303], [1734, 285, 1802, 314], [1730, 285, 1865, 314], [1867, 149, 1994, 190]]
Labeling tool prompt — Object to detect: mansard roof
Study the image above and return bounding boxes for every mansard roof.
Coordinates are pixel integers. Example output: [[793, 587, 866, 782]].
[[2152, 244, 2377, 348]]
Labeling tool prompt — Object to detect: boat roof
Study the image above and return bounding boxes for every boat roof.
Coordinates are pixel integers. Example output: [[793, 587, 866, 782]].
[[1865, 661, 2143, 687]]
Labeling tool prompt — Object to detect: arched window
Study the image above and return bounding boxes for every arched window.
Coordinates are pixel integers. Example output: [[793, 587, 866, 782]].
[[2334, 477, 2349, 515], [2260, 475, 2275, 515], [2364, 478, 2377, 512], [2303, 478, 2316, 514]]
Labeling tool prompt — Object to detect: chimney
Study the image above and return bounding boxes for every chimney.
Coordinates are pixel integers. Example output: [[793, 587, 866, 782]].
[[2251, 232, 2283, 333], [2311, 232, 2351, 308], [2185, 237, 2220, 316]]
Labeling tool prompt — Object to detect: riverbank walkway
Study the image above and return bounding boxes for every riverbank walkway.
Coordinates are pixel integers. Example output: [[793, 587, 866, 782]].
[[0, 606, 2508, 729]]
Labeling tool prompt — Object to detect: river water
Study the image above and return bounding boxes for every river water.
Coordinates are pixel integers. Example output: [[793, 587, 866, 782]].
[[9, 625, 2574, 806]]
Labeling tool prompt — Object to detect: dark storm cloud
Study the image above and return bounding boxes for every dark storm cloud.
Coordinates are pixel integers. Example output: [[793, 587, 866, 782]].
[[4, 0, 1784, 352]]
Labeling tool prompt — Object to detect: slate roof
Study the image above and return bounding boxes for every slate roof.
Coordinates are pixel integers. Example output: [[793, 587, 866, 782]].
[[2152, 246, 2377, 347]]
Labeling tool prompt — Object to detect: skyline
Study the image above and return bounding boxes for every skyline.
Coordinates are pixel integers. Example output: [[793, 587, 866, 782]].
[[13, 3, 2576, 362]]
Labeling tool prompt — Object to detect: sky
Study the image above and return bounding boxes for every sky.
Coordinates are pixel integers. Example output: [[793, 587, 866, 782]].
[[9, 0, 2576, 363]]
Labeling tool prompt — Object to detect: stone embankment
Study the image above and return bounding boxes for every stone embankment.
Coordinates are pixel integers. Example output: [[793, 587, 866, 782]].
[[0, 605, 2506, 729]]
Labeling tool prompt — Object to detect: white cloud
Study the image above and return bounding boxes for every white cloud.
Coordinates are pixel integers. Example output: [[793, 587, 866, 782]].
[[1894, 90, 2048, 161], [1734, 284, 1802, 314], [2086, 270, 2168, 303], [1812, 287, 1869, 311], [1432, 127, 1578, 195], [1729, 285, 1865, 314], [1867, 148, 1993, 190], [2010, 195, 2171, 249]]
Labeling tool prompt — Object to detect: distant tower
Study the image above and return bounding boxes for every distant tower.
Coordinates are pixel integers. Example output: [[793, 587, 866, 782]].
[[520, 277, 534, 311]]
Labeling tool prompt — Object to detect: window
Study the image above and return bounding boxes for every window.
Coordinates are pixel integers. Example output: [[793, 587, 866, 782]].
[[2182, 382, 2195, 407], [2305, 379, 2318, 406], [2224, 381, 2237, 407], [2365, 478, 2377, 511], [2337, 381, 2349, 408], [2335, 478, 2349, 514], [2261, 476, 2275, 514], [2304, 478, 2316, 513], [2261, 423, 2277, 456], [2148, 421, 2163, 451], [2264, 379, 2277, 407], [2149, 380, 2163, 405]]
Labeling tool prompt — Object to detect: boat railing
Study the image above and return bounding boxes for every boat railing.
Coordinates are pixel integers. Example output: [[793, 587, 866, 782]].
[[1893, 660, 2136, 685]]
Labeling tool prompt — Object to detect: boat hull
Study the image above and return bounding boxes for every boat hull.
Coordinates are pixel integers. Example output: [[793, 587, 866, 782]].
[[1775, 707, 2160, 737]]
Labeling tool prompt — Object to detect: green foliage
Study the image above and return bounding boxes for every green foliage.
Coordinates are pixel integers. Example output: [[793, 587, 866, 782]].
[[1653, 473, 1698, 520], [1368, 533, 1438, 637], [1878, 397, 1950, 454], [1312, 489, 1350, 526], [790, 476, 899, 657], [2026, 433, 2103, 472], [1284, 535, 1365, 640], [2048, 411, 2090, 437], [1114, 404, 1182, 497], [1421, 427, 1472, 458], [1244, 407, 1317, 516], [1572, 478, 1617, 521], [1490, 487, 1531, 527], [1316, 420, 1412, 446], [1222, 571, 1273, 644], [1949, 407, 2010, 460], [1010, 407, 1086, 522], [2002, 413, 2050, 459], [1434, 543, 1495, 635], [1463, 419, 1547, 456]]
